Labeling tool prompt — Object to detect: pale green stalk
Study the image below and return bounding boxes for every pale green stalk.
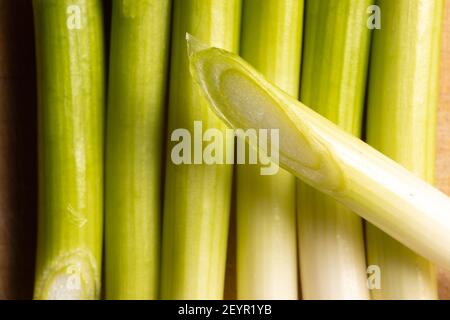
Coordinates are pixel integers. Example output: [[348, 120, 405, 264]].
[[187, 39, 450, 272], [236, 0, 303, 300], [297, 0, 372, 300], [365, 0, 444, 300], [33, 0, 104, 300], [105, 0, 171, 300], [161, 0, 241, 299]]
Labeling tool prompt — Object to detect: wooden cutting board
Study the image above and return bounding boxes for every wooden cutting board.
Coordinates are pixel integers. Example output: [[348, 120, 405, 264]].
[[436, 0, 450, 300], [0, 0, 37, 300]]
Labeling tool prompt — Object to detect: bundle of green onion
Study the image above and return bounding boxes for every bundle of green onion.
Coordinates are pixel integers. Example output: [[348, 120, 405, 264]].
[[30, 0, 448, 300]]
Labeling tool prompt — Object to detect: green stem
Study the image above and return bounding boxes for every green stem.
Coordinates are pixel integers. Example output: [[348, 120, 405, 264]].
[[33, 0, 105, 300], [105, 0, 171, 300], [161, 0, 241, 299]]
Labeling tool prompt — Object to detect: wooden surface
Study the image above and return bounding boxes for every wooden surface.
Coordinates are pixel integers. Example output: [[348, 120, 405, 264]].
[[0, 0, 37, 300], [437, 0, 450, 300]]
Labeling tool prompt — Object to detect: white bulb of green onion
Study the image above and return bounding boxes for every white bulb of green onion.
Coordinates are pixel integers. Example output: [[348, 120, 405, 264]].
[[297, 0, 373, 300], [237, 0, 303, 300], [365, 0, 444, 300]]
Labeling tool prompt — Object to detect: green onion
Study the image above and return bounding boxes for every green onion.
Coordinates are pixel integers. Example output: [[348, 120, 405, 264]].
[[365, 0, 444, 299], [33, 0, 105, 300], [236, 0, 303, 300], [161, 0, 241, 299], [187, 39, 450, 272], [297, 0, 372, 299], [105, 0, 171, 300]]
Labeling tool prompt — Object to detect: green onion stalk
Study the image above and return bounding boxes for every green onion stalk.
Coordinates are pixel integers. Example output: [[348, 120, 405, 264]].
[[161, 0, 241, 299], [236, 0, 303, 300], [105, 0, 172, 300], [365, 0, 444, 300], [187, 38, 450, 274], [33, 0, 105, 300], [297, 0, 373, 300]]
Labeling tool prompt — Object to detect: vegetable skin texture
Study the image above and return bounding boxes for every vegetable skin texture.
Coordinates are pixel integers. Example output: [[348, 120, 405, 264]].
[[187, 38, 450, 272], [161, 0, 241, 299], [297, 0, 372, 300], [33, 0, 105, 300], [237, 0, 303, 300], [105, 0, 171, 300], [365, 0, 444, 300]]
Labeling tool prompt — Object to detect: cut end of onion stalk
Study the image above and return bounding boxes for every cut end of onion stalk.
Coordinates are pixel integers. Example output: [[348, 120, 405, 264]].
[[187, 35, 344, 194], [42, 268, 86, 300], [34, 251, 99, 300], [187, 36, 450, 271]]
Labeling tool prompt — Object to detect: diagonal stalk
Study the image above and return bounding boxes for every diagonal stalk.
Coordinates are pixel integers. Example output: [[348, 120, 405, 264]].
[[187, 39, 450, 272]]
